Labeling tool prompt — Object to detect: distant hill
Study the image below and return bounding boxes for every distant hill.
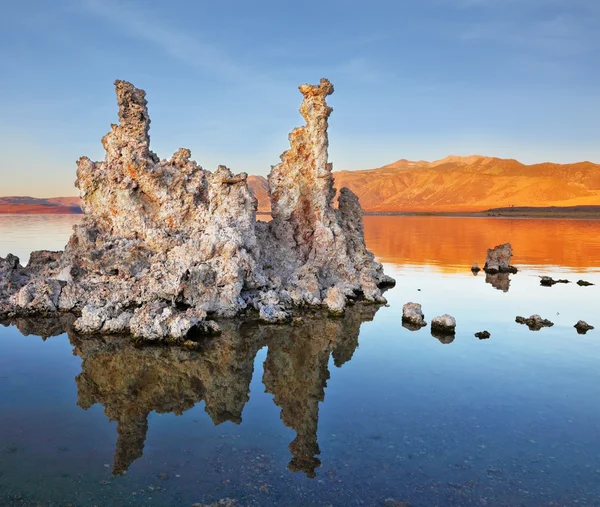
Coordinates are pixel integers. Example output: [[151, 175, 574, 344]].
[[248, 155, 600, 213], [0, 196, 82, 214], [4, 155, 600, 214], [247, 175, 270, 213], [331, 155, 600, 212]]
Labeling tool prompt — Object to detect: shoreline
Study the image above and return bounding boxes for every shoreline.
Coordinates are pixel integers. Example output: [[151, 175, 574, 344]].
[[2, 210, 600, 220], [258, 210, 600, 219]]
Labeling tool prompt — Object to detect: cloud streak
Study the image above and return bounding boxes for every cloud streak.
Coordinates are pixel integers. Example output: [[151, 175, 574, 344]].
[[79, 0, 252, 81]]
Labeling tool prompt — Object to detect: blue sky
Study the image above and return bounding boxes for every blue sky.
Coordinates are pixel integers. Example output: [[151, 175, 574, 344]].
[[1, 0, 599, 197]]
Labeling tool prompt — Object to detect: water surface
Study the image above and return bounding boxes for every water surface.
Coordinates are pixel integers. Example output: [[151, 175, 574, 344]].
[[1, 215, 600, 506]]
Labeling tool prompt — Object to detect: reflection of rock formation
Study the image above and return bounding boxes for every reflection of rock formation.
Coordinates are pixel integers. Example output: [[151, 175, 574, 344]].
[[3, 303, 380, 477], [485, 272, 510, 292], [262, 305, 378, 477], [431, 329, 456, 344], [71, 325, 263, 475], [0, 313, 75, 340]]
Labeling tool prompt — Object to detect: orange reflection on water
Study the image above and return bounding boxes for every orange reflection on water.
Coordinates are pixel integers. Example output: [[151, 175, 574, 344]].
[[363, 216, 600, 272]]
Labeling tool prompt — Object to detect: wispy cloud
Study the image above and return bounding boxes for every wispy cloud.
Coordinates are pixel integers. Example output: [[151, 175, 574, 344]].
[[460, 13, 597, 57], [78, 0, 253, 81]]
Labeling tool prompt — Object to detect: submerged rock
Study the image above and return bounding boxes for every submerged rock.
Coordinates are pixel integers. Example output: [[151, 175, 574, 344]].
[[402, 302, 426, 330], [431, 314, 456, 334], [475, 330, 491, 340], [540, 276, 570, 287], [0, 79, 394, 341], [574, 320, 594, 334], [516, 314, 554, 331], [483, 243, 518, 274]]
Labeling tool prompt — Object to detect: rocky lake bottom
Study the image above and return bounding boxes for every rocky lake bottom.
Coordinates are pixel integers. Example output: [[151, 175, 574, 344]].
[[1, 214, 600, 506]]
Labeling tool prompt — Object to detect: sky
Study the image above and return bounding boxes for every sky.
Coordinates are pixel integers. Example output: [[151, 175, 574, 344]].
[[0, 0, 599, 197]]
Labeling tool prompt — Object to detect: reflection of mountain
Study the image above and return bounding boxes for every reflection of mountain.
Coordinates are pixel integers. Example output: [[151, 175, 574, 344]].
[[5, 305, 380, 477], [362, 215, 600, 271]]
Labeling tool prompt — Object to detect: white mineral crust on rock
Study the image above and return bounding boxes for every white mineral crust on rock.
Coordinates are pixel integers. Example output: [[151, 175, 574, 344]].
[[0, 79, 394, 341]]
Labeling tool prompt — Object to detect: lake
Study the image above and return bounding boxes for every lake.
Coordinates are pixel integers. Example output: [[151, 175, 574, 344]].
[[1, 214, 600, 506]]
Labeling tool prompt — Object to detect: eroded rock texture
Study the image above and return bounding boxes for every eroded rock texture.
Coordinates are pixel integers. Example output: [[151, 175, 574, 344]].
[[0, 79, 394, 340], [258, 78, 394, 319]]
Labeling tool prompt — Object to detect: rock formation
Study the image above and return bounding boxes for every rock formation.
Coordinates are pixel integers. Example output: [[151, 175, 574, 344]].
[[0, 79, 394, 341], [483, 243, 518, 274], [475, 330, 491, 340]]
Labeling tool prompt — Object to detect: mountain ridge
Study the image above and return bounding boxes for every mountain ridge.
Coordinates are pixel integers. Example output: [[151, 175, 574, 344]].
[[3, 155, 599, 214]]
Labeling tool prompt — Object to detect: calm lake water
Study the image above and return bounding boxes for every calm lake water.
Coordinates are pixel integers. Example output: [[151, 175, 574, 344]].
[[1, 214, 600, 506]]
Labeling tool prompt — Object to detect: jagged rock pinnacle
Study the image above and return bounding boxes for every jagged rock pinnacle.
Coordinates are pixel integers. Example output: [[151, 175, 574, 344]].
[[0, 79, 395, 340]]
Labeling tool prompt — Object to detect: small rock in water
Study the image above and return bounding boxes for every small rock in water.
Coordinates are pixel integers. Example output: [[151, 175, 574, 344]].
[[574, 320, 594, 334], [431, 314, 456, 334], [516, 315, 554, 331], [383, 499, 411, 507], [471, 263, 481, 274], [577, 280, 595, 287], [402, 302, 426, 330], [483, 243, 518, 274], [475, 331, 491, 339], [540, 276, 570, 287]]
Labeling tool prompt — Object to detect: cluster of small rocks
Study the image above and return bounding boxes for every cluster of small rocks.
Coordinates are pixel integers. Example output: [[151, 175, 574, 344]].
[[470, 244, 594, 335], [402, 303, 456, 338]]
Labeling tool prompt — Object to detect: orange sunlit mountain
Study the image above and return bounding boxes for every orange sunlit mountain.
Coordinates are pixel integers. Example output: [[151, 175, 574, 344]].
[[3, 155, 600, 214], [330, 155, 600, 212], [252, 155, 600, 213], [0, 196, 82, 214]]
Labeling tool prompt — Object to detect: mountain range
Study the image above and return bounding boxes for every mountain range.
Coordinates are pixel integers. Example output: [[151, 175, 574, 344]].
[[0, 196, 82, 214], [3, 155, 600, 214]]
